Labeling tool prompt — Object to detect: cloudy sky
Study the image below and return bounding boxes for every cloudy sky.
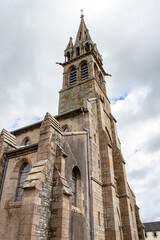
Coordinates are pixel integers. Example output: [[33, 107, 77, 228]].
[[0, 0, 160, 223]]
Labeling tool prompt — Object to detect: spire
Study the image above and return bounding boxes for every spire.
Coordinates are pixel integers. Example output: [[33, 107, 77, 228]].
[[75, 14, 92, 45], [65, 37, 73, 52], [63, 13, 104, 65], [64, 37, 73, 62]]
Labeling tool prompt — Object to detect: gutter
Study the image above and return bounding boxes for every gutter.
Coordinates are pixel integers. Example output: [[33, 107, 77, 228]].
[[81, 107, 94, 240], [0, 154, 9, 200]]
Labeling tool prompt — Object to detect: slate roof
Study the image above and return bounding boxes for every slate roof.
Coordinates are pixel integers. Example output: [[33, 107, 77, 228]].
[[143, 222, 160, 232]]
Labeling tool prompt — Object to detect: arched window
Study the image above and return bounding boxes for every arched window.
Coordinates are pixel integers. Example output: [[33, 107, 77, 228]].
[[16, 163, 30, 202], [81, 62, 88, 80], [71, 167, 83, 210], [25, 139, 30, 146], [67, 51, 70, 61], [22, 137, 31, 146], [76, 47, 80, 56], [72, 170, 76, 206], [62, 124, 69, 132], [64, 127, 69, 132]]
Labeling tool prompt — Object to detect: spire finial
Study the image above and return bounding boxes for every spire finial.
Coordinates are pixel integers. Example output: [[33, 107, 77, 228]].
[[80, 9, 84, 18]]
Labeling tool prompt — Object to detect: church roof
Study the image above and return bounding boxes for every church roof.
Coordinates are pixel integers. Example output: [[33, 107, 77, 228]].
[[144, 221, 160, 232]]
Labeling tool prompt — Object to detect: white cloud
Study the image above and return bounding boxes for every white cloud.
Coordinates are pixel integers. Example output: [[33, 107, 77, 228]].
[[112, 88, 160, 222]]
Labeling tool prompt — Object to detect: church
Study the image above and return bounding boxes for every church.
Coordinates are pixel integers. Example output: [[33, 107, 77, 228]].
[[0, 14, 145, 240]]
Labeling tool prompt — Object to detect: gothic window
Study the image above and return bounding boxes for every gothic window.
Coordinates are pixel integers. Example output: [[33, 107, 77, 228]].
[[81, 62, 88, 80], [72, 170, 76, 206], [16, 163, 30, 202], [70, 67, 77, 85], [76, 47, 80, 56]]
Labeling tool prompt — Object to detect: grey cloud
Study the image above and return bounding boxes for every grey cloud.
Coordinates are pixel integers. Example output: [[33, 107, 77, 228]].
[[143, 133, 160, 153], [128, 167, 152, 180]]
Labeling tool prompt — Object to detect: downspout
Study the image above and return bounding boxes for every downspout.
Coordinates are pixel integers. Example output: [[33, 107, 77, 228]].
[[81, 107, 94, 240], [0, 153, 9, 200]]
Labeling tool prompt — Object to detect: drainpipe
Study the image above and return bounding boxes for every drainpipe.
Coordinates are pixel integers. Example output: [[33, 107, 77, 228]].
[[81, 107, 94, 240], [0, 153, 9, 200]]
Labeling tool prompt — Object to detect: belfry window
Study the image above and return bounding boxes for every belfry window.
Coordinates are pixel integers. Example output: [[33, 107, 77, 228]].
[[16, 163, 30, 202], [72, 170, 76, 206], [70, 68, 77, 85], [81, 62, 88, 80]]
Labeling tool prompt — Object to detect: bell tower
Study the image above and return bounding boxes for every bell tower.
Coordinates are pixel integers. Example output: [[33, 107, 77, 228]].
[[56, 14, 145, 240], [58, 14, 111, 114]]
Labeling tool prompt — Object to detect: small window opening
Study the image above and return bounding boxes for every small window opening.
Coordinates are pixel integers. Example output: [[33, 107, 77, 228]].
[[67, 51, 70, 61], [94, 63, 98, 78], [72, 170, 76, 206], [16, 163, 30, 202], [64, 127, 69, 132], [99, 72, 103, 82], [85, 42, 90, 52], [76, 47, 80, 56], [51, 209, 58, 217], [81, 63, 88, 80], [25, 139, 30, 146], [145, 232, 147, 238], [70, 68, 76, 85], [153, 232, 157, 237], [79, 32, 81, 41], [98, 212, 101, 226]]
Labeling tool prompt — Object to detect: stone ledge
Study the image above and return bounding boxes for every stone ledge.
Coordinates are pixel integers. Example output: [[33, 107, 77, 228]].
[[23, 179, 42, 190], [4, 200, 22, 209], [71, 206, 82, 214]]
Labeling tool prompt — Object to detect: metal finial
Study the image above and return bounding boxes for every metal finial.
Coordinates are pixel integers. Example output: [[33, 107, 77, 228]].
[[81, 9, 84, 17]]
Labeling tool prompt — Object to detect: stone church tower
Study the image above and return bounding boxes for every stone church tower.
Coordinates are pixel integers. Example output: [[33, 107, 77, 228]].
[[0, 15, 144, 240]]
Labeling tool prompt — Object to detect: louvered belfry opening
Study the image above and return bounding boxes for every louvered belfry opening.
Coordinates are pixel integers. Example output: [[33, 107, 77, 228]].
[[16, 163, 30, 201], [81, 62, 88, 80], [70, 68, 77, 85]]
